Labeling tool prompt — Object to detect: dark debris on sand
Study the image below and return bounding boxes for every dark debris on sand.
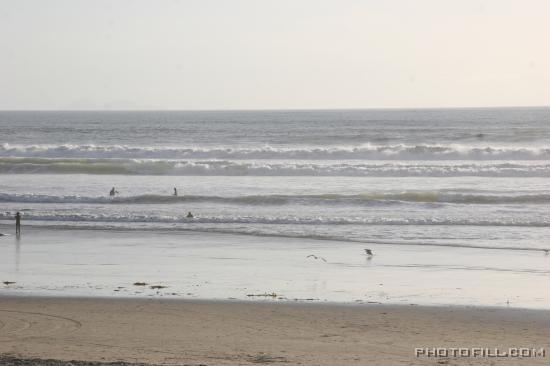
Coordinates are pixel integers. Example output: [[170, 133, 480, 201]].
[[149, 285, 167, 290], [247, 353, 288, 364], [0, 355, 207, 366]]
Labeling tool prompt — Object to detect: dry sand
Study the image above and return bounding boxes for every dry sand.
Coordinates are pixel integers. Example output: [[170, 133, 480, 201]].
[[0, 297, 549, 366]]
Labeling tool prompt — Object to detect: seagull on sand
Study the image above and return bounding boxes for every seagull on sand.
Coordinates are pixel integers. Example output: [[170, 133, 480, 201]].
[[364, 249, 374, 257]]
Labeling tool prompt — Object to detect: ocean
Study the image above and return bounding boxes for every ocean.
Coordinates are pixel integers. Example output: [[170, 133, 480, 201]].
[[1, 108, 549, 306]]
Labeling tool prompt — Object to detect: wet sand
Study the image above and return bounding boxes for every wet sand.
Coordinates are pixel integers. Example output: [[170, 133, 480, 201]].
[[2, 226, 550, 308], [0, 297, 549, 365]]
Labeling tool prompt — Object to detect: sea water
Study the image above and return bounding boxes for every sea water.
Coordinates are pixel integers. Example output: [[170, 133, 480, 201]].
[[0, 109, 549, 306]]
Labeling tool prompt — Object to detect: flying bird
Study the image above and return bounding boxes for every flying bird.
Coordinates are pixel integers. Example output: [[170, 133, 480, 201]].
[[307, 254, 327, 262], [364, 249, 374, 257]]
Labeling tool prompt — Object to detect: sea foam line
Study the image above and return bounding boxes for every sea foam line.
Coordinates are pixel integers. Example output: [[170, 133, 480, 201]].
[[0, 212, 548, 227], [1, 157, 550, 177], [2, 143, 550, 160]]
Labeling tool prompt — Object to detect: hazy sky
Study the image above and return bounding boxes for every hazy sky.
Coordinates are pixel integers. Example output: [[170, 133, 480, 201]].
[[0, 0, 549, 110]]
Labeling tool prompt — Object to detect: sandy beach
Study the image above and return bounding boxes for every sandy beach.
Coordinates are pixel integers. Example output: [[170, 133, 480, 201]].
[[0, 297, 548, 365]]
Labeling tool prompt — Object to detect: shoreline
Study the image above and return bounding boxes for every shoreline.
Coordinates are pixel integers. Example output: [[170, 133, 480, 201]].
[[1, 296, 549, 365], [2, 222, 550, 255], [3, 291, 550, 313]]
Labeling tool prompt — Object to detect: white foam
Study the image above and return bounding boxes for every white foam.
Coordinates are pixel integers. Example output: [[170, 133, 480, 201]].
[[1, 157, 549, 177], [2, 143, 550, 160], [1, 211, 548, 227]]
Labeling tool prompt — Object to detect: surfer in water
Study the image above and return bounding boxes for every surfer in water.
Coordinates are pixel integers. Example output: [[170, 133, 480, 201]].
[[15, 212, 21, 236], [173, 187, 178, 196], [109, 187, 118, 197], [186, 211, 194, 218]]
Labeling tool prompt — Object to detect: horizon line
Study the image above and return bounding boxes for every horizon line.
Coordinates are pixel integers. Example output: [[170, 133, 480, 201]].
[[0, 105, 549, 113]]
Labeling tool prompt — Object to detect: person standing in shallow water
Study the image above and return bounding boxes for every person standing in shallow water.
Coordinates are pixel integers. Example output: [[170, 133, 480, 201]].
[[173, 187, 178, 196], [15, 212, 21, 236]]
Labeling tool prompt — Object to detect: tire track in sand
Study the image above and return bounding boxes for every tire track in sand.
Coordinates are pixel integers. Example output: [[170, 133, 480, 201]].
[[0, 309, 82, 340]]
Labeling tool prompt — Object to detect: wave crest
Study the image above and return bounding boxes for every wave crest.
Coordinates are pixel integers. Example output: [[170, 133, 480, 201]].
[[1, 158, 550, 177], [2, 192, 550, 205], [2, 143, 550, 160]]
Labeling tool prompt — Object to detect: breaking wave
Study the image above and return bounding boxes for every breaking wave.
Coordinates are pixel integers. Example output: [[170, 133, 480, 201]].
[[3, 192, 550, 205], [0, 211, 549, 230], [1, 157, 550, 177], [2, 143, 550, 160]]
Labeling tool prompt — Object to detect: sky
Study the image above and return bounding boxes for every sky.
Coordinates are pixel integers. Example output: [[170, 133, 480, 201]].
[[0, 0, 549, 110]]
